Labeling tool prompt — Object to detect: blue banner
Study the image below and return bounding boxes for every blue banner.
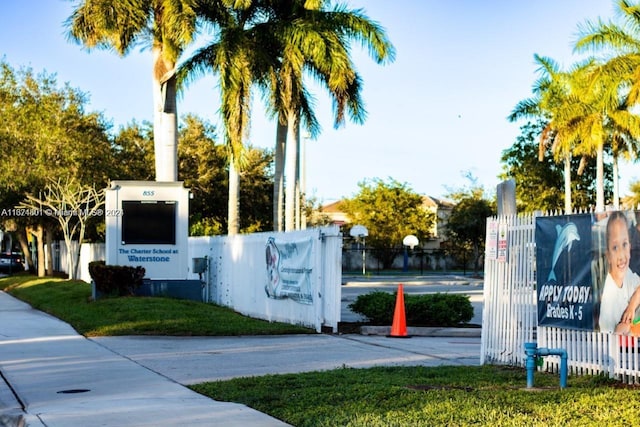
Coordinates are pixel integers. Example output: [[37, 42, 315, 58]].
[[535, 214, 595, 330], [536, 211, 640, 334]]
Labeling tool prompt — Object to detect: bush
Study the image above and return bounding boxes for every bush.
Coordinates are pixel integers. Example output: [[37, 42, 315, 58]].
[[88, 261, 146, 297], [348, 291, 474, 326], [347, 291, 396, 325], [405, 293, 474, 326]]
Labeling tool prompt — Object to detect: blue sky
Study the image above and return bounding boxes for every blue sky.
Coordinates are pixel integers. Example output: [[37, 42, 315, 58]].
[[0, 0, 628, 204]]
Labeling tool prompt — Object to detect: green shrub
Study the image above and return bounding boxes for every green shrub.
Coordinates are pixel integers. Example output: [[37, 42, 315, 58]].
[[405, 293, 474, 326], [347, 291, 396, 324], [88, 261, 146, 297], [348, 291, 474, 326]]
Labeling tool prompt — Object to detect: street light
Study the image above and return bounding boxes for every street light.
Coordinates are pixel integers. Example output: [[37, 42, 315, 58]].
[[350, 225, 368, 275]]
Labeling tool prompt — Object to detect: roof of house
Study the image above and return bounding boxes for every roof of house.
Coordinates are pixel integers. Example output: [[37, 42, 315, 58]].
[[321, 196, 454, 213]]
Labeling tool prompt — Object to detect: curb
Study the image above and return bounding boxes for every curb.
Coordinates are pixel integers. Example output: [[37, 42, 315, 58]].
[[360, 326, 481, 338]]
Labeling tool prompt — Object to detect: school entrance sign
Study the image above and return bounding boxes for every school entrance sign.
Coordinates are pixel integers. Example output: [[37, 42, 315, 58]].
[[105, 181, 190, 279]]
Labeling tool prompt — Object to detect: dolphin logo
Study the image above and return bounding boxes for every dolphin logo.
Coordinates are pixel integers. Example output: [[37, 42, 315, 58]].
[[548, 222, 580, 281]]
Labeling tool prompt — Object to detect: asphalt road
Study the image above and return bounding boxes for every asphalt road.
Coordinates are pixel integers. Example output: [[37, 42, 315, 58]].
[[340, 274, 484, 325]]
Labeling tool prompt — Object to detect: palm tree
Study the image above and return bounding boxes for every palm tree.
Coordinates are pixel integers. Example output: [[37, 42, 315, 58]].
[[509, 55, 577, 213], [257, 1, 395, 231], [178, 3, 264, 235], [574, 0, 640, 207], [554, 60, 640, 211], [66, 0, 198, 182], [180, 1, 393, 234]]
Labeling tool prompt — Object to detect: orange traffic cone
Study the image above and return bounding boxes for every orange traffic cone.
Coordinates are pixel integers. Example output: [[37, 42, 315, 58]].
[[388, 283, 410, 338]]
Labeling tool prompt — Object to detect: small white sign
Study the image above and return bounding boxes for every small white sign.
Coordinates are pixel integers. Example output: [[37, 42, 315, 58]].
[[498, 223, 508, 262]]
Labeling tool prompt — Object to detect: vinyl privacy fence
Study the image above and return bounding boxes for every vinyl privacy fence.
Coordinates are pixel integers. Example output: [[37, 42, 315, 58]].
[[482, 213, 640, 384], [53, 226, 343, 333]]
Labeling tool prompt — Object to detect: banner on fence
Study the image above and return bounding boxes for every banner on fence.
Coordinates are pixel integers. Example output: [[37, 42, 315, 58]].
[[536, 211, 640, 334], [536, 214, 594, 330], [265, 236, 313, 305]]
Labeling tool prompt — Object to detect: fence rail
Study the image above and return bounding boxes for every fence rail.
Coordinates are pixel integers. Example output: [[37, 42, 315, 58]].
[[482, 213, 640, 384]]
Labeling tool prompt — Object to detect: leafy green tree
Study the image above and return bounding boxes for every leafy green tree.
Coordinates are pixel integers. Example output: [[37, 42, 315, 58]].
[[239, 146, 274, 233], [0, 61, 114, 274], [177, 114, 273, 235], [340, 178, 435, 269], [178, 115, 226, 235], [446, 190, 495, 275], [111, 121, 155, 181], [500, 120, 611, 212], [560, 61, 640, 212], [67, 0, 199, 182]]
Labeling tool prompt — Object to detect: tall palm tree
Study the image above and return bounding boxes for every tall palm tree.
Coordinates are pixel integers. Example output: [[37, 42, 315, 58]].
[[178, 2, 264, 235], [555, 60, 640, 211], [257, 0, 395, 231], [181, 0, 393, 234], [574, 0, 640, 207], [509, 55, 577, 213], [66, 0, 198, 182]]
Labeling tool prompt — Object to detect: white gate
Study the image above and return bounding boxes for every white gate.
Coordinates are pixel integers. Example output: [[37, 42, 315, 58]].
[[482, 213, 640, 384]]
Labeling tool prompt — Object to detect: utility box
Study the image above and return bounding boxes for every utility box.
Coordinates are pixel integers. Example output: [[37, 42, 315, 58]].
[[192, 257, 208, 274], [105, 181, 190, 280]]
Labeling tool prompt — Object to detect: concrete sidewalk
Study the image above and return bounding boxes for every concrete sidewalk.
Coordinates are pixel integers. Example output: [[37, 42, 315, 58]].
[[0, 290, 481, 426], [0, 292, 288, 426]]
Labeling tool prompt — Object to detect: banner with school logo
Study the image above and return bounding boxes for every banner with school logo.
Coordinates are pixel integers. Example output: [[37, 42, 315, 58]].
[[265, 236, 314, 305], [535, 214, 595, 330]]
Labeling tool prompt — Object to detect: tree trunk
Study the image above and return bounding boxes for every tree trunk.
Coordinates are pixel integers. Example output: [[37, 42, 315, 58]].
[[273, 120, 286, 231], [300, 132, 307, 229], [613, 154, 620, 210], [596, 144, 604, 212], [295, 123, 301, 229], [45, 226, 54, 276], [33, 224, 46, 278], [228, 155, 240, 235], [284, 112, 299, 231], [152, 47, 178, 182], [15, 228, 33, 273], [563, 155, 572, 214]]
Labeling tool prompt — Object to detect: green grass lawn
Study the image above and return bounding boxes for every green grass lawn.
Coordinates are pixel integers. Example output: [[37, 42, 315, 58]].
[[0, 274, 312, 336], [191, 365, 636, 426], [3, 273, 637, 426]]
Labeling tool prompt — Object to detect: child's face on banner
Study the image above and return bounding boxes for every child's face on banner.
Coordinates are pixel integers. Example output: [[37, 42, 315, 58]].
[[607, 217, 631, 285]]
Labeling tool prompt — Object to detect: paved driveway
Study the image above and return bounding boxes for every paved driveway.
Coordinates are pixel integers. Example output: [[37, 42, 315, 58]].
[[341, 274, 484, 325]]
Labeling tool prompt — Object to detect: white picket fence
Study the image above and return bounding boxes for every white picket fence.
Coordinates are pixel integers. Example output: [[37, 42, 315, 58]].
[[482, 213, 640, 384]]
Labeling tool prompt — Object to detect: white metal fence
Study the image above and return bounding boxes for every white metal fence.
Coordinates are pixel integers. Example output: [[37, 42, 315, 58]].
[[482, 213, 640, 384]]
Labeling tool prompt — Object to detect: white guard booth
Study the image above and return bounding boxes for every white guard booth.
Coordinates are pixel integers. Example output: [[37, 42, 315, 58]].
[[105, 181, 190, 280]]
